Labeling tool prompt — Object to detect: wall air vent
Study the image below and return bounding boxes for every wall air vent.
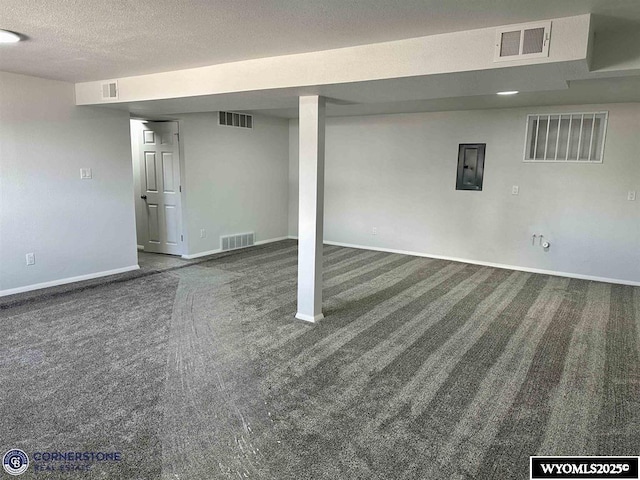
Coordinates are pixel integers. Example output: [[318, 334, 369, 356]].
[[495, 21, 551, 62], [101, 81, 118, 100], [219, 111, 253, 129], [221, 232, 255, 251]]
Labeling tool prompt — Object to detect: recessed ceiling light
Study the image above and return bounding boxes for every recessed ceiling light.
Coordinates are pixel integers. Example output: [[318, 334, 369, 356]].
[[0, 30, 21, 43], [497, 90, 519, 95]]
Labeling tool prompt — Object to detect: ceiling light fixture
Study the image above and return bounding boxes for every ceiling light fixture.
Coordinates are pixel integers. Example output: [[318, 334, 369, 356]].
[[0, 29, 21, 43], [497, 90, 519, 95]]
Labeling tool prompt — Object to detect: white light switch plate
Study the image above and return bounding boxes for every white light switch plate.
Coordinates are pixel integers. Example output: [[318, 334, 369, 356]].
[[80, 168, 92, 179], [628, 191, 636, 201], [512, 186, 519, 195], [26, 253, 35, 266]]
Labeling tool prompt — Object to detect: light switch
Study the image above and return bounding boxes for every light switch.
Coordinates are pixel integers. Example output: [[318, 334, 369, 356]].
[[628, 191, 636, 201], [26, 253, 35, 266], [80, 168, 92, 179], [512, 185, 519, 195]]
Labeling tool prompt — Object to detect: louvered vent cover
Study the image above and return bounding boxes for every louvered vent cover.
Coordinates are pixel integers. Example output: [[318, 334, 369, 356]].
[[500, 30, 521, 57], [101, 81, 118, 100], [522, 27, 545, 54], [219, 111, 253, 129], [221, 232, 255, 251], [495, 21, 551, 61]]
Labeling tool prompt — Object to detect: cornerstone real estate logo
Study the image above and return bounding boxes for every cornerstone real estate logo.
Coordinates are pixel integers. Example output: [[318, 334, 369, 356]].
[[2, 448, 123, 475], [2, 449, 29, 476]]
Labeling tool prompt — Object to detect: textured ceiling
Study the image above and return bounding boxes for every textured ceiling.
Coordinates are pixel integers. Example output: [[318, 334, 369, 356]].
[[1, 0, 640, 82]]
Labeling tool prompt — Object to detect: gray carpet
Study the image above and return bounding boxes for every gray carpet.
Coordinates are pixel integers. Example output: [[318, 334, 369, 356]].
[[1, 240, 639, 479]]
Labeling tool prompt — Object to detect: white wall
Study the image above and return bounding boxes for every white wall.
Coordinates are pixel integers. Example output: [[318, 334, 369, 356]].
[[289, 103, 640, 284], [0, 71, 138, 294], [132, 113, 290, 257]]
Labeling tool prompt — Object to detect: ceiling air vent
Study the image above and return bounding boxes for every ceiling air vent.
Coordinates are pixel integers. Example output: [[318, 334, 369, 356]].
[[219, 111, 253, 129], [101, 81, 118, 100], [494, 21, 551, 62]]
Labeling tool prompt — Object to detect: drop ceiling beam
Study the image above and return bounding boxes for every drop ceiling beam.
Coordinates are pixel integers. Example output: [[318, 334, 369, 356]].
[[75, 15, 591, 106]]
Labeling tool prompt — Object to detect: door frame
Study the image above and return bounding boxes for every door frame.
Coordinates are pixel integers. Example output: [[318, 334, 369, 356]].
[[130, 118, 187, 256]]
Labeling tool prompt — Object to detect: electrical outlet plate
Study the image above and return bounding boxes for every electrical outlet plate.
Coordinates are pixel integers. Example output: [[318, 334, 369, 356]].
[[512, 186, 519, 195], [628, 191, 636, 201], [26, 253, 35, 265]]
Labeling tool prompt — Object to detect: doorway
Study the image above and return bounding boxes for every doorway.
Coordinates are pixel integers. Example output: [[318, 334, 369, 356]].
[[131, 120, 184, 256]]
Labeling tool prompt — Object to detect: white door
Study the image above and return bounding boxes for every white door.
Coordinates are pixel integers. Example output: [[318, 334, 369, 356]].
[[138, 121, 183, 255]]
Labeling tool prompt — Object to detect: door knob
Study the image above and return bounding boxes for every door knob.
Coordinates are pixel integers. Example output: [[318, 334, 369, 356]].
[[140, 195, 147, 200]]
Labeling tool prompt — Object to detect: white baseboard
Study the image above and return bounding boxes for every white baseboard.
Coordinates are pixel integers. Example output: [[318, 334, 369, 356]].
[[181, 236, 291, 260], [255, 236, 289, 246], [322, 240, 640, 287], [295, 312, 324, 323], [0, 265, 141, 297], [136, 245, 144, 251], [181, 248, 222, 260]]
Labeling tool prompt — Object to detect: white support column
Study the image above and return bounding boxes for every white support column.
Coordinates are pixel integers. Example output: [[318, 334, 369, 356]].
[[296, 95, 326, 322]]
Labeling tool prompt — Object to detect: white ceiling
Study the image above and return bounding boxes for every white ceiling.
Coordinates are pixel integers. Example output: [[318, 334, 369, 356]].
[[1, 0, 640, 83], [2, 0, 640, 117]]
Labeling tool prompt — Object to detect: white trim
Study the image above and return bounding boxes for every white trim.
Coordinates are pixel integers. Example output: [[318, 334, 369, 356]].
[[295, 312, 324, 323], [322, 240, 640, 287], [181, 236, 291, 260], [181, 248, 222, 260], [255, 236, 289, 245], [0, 265, 140, 297], [136, 245, 144, 251]]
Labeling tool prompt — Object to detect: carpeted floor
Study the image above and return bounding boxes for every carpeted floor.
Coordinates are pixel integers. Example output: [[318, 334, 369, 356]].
[[1, 240, 639, 479]]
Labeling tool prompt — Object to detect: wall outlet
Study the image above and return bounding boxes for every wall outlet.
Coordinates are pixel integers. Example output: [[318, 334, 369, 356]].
[[200, 229, 206, 238], [26, 253, 35, 266], [512, 185, 519, 195], [628, 191, 636, 201], [80, 168, 92, 179], [372, 227, 377, 235]]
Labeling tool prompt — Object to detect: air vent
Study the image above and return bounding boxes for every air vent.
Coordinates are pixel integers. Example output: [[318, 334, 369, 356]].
[[221, 232, 255, 251], [219, 111, 253, 129], [495, 21, 551, 62], [101, 81, 118, 100]]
